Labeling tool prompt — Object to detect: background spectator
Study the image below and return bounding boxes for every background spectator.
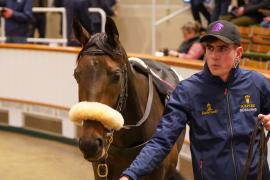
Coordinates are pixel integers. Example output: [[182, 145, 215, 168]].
[[64, 0, 93, 46], [221, 0, 270, 26], [0, 0, 34, 43], [53, 0, 117, 46], [261, 16, 270, 28], [90, 0, 118, 34], [190, 0, 211, 27], [211, 0, 231, 22], [167, 21, 204, 60], [28, 0, 48, 38]]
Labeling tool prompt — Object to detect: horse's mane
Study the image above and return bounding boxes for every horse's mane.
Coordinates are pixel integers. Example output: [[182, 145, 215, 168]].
[[77, 32, 128, 65]]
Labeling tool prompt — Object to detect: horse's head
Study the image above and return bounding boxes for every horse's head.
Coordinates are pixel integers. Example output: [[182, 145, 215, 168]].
[[72, 18, 128, 161]]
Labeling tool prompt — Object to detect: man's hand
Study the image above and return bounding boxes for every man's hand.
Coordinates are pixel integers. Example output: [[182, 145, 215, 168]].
[[235, 7, 245, 16], [169, 50, 179, 57], [119, 176, 129, 180], [258, 114, 270, 131], [2, 8, 13, 19]]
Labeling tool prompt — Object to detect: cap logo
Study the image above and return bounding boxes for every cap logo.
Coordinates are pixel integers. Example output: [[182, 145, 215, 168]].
[[211, 23, 224, 32]]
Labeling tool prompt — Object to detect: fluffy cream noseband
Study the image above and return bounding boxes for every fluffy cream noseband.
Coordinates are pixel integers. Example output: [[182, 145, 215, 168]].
[[69, 102, 124, 130]]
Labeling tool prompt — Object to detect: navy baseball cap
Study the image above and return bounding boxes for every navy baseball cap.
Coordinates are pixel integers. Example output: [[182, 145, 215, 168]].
[[200, 20, 241, 45]]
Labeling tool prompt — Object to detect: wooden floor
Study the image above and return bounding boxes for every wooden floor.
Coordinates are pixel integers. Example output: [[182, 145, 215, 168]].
[[0, 130, 194, 180]]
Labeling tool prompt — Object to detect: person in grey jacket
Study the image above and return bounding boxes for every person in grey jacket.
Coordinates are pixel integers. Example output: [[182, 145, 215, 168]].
[[120, 20, 270, 180]]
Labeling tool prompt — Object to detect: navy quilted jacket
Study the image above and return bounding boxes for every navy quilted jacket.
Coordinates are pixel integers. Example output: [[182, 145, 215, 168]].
[[122, 65, 270, 180]]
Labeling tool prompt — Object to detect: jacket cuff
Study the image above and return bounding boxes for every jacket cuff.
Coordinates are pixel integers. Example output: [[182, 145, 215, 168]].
[[121, 169, 138, 180]]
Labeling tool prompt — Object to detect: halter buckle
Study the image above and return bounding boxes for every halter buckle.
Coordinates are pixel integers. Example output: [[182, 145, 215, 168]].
[[97, 163, 108, 177]]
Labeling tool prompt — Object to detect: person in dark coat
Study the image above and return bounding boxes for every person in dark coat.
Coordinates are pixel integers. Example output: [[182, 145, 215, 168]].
[[28, 0, 47, 38], [221, 0, 270, 26], [90, 0, 117, 34], [119, 20, 270, 180], [190, 0, 211, 26], [0, 0, 34, 43], [211, 0, 231, 22]]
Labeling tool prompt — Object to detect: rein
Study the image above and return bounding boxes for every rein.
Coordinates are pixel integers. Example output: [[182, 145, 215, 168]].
[[241, 121, 270, 180]]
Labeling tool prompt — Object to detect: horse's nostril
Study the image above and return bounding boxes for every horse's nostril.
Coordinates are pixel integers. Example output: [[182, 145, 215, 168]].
[[95, 138, 103, 147], [78, 138, 84, 149], [78, 138, 103, 154]]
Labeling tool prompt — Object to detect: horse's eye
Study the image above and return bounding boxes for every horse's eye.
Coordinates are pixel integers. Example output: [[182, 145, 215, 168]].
[[111, 70, 121, 83], [73, 69, 80, 82]]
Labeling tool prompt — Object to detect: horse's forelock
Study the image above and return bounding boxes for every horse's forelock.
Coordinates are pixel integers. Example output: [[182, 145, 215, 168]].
[[77, 33, 127, 65]]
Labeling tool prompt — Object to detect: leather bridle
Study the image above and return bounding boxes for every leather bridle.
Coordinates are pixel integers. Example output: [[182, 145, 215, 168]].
[[79, 47, 154, 179]]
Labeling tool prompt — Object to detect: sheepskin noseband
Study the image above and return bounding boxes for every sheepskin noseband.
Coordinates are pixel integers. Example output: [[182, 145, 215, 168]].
[[69, 102, 124, 130]]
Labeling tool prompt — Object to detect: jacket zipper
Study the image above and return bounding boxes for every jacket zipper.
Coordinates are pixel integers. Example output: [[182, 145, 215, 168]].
[[224, 88, 238, 180], [200, 159, 204, 180]]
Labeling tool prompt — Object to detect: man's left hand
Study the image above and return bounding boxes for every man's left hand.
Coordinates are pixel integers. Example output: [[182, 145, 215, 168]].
[[258, 114, 270, 131]]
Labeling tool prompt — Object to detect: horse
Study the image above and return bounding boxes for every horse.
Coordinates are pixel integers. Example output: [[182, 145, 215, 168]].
[[70, 17, 186, 180]]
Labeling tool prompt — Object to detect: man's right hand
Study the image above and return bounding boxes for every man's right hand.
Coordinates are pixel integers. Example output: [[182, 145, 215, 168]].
[[2, 8, 13, 19], [119, 176, 130, 180]]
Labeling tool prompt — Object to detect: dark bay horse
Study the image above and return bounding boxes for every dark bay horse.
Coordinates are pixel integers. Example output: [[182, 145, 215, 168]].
[[71, 18, 185, 180]]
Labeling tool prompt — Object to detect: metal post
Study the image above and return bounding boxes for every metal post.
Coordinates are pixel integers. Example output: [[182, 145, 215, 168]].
[[152, 0, 156, 55], [62, 8, 67, 46]]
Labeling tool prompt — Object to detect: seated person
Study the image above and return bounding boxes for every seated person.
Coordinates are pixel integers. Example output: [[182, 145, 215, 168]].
[[261, 16, 270, 28], [221, 0, 270, 26], [167, 21, 204, 60], [0, 0, 34, 43]]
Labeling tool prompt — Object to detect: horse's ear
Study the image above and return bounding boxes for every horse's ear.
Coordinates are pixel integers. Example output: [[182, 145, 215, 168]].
[[72, 18, 90, 46], [105, 17, 119, 47]]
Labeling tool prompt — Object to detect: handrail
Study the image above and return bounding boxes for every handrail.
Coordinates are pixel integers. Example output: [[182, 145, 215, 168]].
[[151, 1, 190, 54], [88, 8, 106, 33], [0, 7, 67, 45], [0, 97, 69, 111], [0, 7, 106, 45], [0, 43, 269, 81]]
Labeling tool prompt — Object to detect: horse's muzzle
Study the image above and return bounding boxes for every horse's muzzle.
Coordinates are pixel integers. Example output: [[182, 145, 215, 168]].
[[78, 137, 105, 161]]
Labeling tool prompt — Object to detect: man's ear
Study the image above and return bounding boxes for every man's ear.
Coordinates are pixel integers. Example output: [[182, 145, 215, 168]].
[[105, 17, 119, 47], [72, 18, 91, 46], [236, 46, 243, 60]]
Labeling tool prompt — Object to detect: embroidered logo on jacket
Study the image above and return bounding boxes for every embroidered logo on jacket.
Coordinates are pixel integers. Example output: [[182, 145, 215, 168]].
[[202, 103, 218, 115], [240, 95, 257, 112]]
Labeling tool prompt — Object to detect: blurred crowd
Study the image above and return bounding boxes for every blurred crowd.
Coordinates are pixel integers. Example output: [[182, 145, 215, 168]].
[[0, 0, 270, 59], [0, 0, 118, 45], [163, 0, 270, 60]]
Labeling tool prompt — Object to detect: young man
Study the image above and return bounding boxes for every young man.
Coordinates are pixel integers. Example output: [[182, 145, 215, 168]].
[[120, 20, 270, 180]]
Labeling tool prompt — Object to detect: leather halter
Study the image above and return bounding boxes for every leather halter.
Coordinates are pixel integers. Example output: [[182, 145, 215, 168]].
[[80, 48, 128, 114], [79, 47, 154, 179], [79, 48, 154, 128]]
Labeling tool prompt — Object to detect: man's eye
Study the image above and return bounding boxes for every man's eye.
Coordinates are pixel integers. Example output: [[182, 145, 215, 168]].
[[220, 47, 228, 52], [207, 46, 213, 51]]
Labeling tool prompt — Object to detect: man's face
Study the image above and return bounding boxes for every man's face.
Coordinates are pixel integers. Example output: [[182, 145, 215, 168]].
[[205, 39, 242, 82]]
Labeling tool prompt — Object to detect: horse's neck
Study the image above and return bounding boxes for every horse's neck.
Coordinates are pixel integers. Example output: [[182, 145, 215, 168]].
[[125, 70, 149, 123], [114, 68, 163, 147]]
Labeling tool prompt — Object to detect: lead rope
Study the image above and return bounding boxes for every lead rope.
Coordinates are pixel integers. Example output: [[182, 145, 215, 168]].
[[97, 131, 114, 180], [241, 121, 270, 180]]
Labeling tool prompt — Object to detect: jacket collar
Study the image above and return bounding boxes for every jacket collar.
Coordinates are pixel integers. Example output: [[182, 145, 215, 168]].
[[202, 63, 239, 86]]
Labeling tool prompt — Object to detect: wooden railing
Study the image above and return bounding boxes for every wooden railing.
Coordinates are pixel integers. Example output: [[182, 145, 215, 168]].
[[0, 43, 269, 81]]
